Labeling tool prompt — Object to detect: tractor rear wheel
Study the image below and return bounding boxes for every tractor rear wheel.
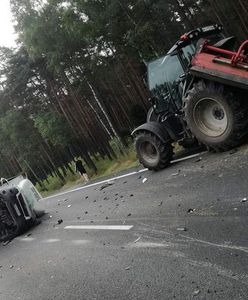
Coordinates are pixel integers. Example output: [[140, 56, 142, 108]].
[[184, 81, 248, 151], [135, 132, 173, 171]]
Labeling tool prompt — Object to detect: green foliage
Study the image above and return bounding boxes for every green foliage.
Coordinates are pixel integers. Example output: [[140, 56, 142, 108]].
[[35, 112, 74, 146]]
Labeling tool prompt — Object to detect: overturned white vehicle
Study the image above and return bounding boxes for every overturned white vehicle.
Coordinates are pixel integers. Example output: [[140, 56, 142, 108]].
[[0, 175, 44, 242]]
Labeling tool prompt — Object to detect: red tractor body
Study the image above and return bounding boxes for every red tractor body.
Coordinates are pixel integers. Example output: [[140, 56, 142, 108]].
[[191, 40, 248, 90]]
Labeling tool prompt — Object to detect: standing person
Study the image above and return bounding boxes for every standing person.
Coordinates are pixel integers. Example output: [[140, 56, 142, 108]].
[[75, 159, 89, 182]]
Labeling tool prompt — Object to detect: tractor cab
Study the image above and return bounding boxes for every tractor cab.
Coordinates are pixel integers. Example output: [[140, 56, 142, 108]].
[[147, 24, 225, 116]]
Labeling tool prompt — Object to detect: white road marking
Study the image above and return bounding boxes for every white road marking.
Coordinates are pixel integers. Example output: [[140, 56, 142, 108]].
[[18, 237, 35, 242], [44, 239, 60, 243], [171, 152, 206, 163], [65, 225, 133, 230], [72, 240, 90, 245], [130, 241, 171, 248], [44, 151, 206, 200], [44, 169, 147, 200]]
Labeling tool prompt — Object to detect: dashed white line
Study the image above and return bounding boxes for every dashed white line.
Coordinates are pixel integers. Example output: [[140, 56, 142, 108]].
[[65, 225, 133, 230]]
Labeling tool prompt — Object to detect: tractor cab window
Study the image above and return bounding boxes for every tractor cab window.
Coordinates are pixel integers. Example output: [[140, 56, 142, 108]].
[[181, 44, 196, 66], [148, 54, 184, 113]]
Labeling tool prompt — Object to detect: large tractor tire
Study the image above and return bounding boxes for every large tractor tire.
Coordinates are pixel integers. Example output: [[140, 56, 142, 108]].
[[184, 81, 248, 151], [135, 132, 173, 171]]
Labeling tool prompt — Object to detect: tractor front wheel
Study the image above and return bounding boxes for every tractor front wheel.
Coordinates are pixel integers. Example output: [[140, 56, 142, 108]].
[[184, 81, 248, 151], [135, 132, 173, 171]]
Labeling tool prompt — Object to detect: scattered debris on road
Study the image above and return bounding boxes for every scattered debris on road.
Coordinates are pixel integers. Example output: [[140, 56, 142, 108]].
[[142, 178, 147, 183], [67, 205, 71, 208], [57, 219, 63, 225], [158, 201, 163, 206], [187, 208, 195, 213], [85, 211, 88, 214], [233, 208, 238, 211], [193, 289, 200, 296], [9, 265, 13, 269], [241, 197, 247, 202], [2, 240, 11, 246], [127, 213, 132, 217], [177, 227, 187, 231], [171, 171, 180, 176], [100, 181, 115, 191], [195, 157, 202, 162], [130, 194, 134, 197], [125, 266, 131, 270], [131, 237, 141, 244]]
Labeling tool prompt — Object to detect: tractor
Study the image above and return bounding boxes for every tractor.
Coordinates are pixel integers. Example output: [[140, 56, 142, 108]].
[[132, 24, 248, 170]]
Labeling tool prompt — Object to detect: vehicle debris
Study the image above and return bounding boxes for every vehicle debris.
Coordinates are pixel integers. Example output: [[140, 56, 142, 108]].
[[158, 201, 163, 206], [193, 290, 200, 296], [125, 266, 131, 270], [127, 213, 132, 217], [171, 172, 180, 176], [187, 208, 195, 213], [142, 178, 148, 183], [67, 205, 71, 208], [2, 240, 11, 246], [132, 237, 141, 244], [177, 227, 187, 231], [57, 219, 63, 225], [100, 181, 115, 191], [241, 197, 247, 202]]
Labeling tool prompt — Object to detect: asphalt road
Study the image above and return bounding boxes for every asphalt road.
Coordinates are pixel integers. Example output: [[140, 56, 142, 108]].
[[1, 147, 248, 300]]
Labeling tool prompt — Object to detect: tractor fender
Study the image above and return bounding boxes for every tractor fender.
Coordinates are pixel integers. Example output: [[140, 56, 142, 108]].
[[131, 121, 176, 143]]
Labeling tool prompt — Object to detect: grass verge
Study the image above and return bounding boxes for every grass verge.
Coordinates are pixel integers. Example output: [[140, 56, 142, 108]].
[[37, 145, 139, 197]]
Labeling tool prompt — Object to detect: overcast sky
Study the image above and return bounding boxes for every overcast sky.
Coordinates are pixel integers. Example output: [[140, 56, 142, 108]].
[[0, 0, 17, 47]]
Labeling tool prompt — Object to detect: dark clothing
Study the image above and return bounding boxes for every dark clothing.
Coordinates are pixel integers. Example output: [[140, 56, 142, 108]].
[[75, 160, 86, 174]]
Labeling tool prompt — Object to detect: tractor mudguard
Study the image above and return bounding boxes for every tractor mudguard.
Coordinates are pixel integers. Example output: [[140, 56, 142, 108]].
[[131, 121, 177, 143]]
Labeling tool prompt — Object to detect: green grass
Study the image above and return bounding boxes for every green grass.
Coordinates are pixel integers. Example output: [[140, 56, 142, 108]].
[[37, 144, 139, 197]]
